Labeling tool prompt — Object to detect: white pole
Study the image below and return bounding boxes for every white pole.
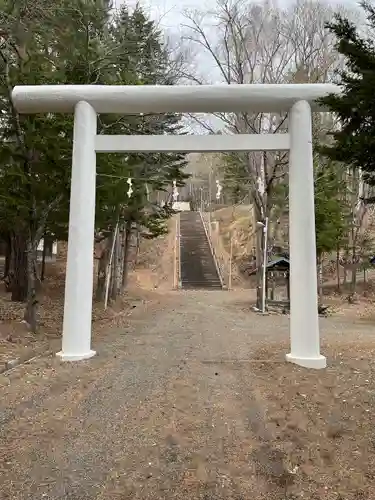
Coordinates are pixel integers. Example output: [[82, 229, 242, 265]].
[[261, 217, 268, 313], [286, 100, 326, 369], [229, 236, 233, 291], [177, 213, 181, 288], [104, 222, 119, 310], [57, 101, 97, 361], [209, 168, 213, 212], [173, 215, 178, 289]]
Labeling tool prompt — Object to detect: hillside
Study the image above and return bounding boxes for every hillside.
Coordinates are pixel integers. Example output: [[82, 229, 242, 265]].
[[127, 216, 177, 290], [207, 205, 256, 288]]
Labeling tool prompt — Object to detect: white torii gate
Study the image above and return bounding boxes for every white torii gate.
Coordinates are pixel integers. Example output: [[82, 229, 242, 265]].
[[12, 83, 341, 369]]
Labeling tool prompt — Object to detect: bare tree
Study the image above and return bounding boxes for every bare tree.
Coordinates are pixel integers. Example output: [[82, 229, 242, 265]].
[[181, 0, 360, 305]]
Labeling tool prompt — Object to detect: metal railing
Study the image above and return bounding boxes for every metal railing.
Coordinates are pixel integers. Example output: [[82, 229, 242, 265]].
[[199, 211, 225, 289], [200, 212, 232, 289]]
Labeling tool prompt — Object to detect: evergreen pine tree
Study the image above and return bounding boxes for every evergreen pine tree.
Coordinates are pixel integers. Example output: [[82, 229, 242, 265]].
[[318, 0, 375, 185], [0, 0, 189, 316], [102, 3, 189, 240]]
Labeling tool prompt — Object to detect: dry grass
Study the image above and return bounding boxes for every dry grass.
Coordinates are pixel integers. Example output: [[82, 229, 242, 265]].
[[208, 206, 256, 288], [245, 340, 375, 499], [211, 205, 255, 258], [128, 215, 176, 291], [0, 223, 176, 367]]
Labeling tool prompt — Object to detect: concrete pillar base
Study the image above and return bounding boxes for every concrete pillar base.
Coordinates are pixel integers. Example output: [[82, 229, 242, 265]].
[[56, 350, 96, 362], [286, 353, 327, 369]]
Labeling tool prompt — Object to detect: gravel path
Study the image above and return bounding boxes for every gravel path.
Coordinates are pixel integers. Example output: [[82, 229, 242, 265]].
[[0, 290, 374, 499]]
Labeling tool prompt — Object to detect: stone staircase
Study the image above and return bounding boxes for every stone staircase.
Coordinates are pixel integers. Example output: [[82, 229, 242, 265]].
[[179, 212, 223, 290]]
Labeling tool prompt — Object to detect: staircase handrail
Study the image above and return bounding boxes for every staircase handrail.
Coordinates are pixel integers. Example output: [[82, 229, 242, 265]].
[[199, 210, 224, 289]]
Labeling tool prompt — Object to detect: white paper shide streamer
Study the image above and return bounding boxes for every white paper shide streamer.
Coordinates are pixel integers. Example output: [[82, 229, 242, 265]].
[[172, 180, 179, 201], [257, 176, 265, 196], [127, 177, 133, 198], [216, 179, 222, 200]]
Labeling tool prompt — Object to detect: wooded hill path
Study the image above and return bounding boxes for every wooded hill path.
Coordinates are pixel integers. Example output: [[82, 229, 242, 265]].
[[1, 290, 375, 499]]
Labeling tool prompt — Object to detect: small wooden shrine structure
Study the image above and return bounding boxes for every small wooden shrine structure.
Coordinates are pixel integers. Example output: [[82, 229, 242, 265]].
[[266, 257, 290, 310]]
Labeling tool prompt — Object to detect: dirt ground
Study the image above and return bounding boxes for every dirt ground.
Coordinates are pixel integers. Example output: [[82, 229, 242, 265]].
[[0, 267, 141, 370], [1, 288, 375, 499], [0, 217, 177, 369]]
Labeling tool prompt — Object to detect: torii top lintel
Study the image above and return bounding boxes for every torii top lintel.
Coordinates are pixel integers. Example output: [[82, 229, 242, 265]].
[[12, 83, 341, 115]]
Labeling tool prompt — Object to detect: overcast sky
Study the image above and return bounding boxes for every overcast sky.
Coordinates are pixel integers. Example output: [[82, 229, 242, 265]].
[[114, 0, 358, 26], [113, 0, 211, 28], [113, 0, 238, 84]]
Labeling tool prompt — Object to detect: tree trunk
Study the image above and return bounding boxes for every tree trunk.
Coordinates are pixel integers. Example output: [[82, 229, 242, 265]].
[[11, 230, 28, 302], [121, 220, 132, 292], [110, 227, 121, 301], [253, 204, 263, 309], [351, 246, 357, 295], [317, 253, 323, 302], [114, 226, 123, 298], [3, 231, 11, 279], [351, 265, 357, 295], [24, 239, 38, 333], [135, 224, 141, 265], [119, 226, 126, 285], [343, 248, 348, 286], [336, 246, 341, 292], [95, 242, 110, 302], [41, 235, 47, 281], [119, 226, 125, 291]]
